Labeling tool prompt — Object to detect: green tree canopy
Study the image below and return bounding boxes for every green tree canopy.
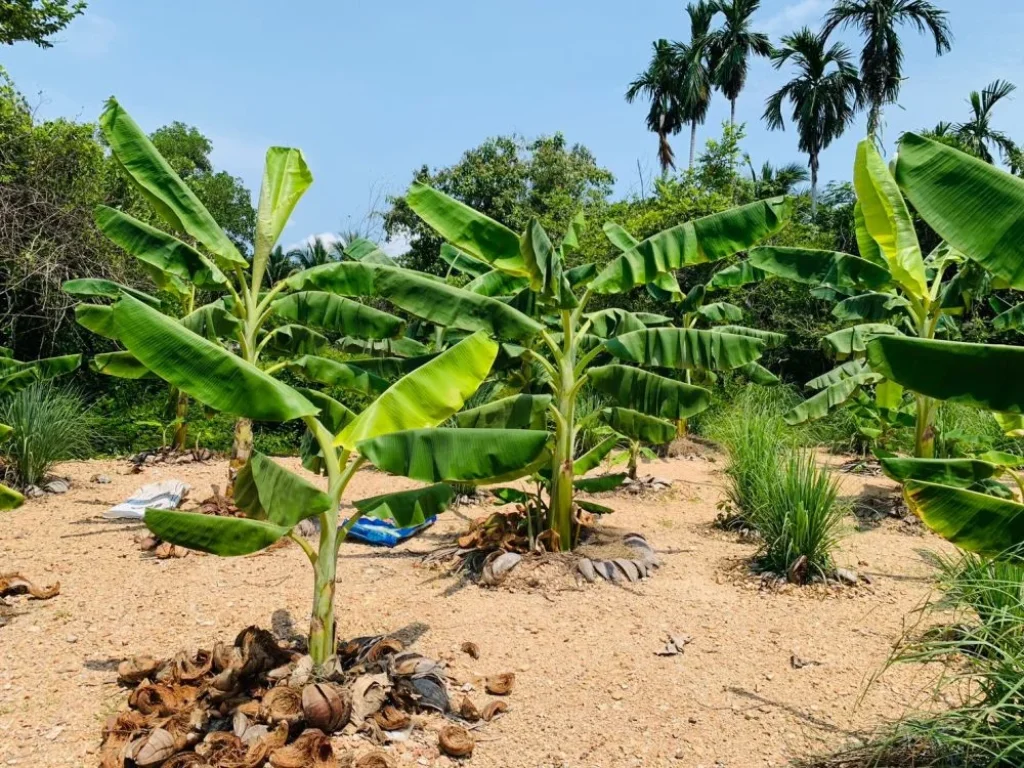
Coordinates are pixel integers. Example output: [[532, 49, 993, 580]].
[[0, 0, 85, 48]]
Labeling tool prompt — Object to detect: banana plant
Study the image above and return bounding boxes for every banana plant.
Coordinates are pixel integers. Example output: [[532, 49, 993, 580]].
[[110, 292, 546, 666], [0, 347, 81, 507], [407, 183, 791, 550], [725, 139, 984, 458], [862, 135, 1024, 556], [76, 99, 414, 479]]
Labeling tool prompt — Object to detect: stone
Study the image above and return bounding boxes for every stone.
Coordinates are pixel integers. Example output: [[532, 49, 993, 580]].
[[90, 474, 112, 484], [44, 479, 70, 494], [834, 568, 859, 586]]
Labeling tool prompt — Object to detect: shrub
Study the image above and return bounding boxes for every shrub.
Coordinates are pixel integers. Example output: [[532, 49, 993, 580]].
[[0, 382, 94, 487], [752, 451, 846, 579]]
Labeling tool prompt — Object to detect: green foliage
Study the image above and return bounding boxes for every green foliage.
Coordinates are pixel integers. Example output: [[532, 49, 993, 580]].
[[0, 382, 93, 486], [0, 0, 85, 47]]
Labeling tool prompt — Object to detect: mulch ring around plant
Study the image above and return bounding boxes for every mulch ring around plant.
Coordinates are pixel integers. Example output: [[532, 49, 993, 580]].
[[129, 447, 216, 473], [102, 625, 515, 767], [851, 487, 922, 534]]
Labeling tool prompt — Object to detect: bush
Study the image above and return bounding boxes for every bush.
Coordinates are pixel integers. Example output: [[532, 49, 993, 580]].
[[0, 382, 94, 487], [752, 451, 846, 579]]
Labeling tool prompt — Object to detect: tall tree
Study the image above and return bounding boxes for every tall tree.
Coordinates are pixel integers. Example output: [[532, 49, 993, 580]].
[[746, 159, 809, 197], [822, 0, 952, 136], [954, 80, 1017, 165], [626, 39, 686, 174], [675, 1, 716, 168], [703, 0, 773, 125], [0, 0, 85, 47], [763, 28, 861, 215]]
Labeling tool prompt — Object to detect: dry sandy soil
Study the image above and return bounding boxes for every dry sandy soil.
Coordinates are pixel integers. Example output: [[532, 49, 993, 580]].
[[0, 450, 953, 768]]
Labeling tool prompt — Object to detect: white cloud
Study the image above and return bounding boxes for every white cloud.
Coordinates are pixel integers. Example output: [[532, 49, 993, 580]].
[[65, 14, 117, 58], [761, 0, 826, 35], [284, 231, 344, 253], [380, 232, 412, 258]]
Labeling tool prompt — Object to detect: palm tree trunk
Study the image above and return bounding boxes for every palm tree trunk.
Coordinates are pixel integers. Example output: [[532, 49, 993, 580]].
[[688, 120, 698, 169], [810, 153, 819, 219], [867, 102, 881, 138], [730, 98, 737, 126]]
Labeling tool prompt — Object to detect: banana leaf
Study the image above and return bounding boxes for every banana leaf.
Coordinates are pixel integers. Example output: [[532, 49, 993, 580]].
[[600, 407, 676, 445], [784, 372, 883, 424], [903, 481, 1024, 557], [286, 355, 388, 394], [271, 291, 405, 339], [63, 277, 163, 307], [588, 364, 711, 420], [75, 304, 118, 339], [456, 394, 552, 430], [353, 483, 454, 527], [605, 328, 764, 372], [91, 351, 154, 379], [253, 147, 313, 287], [748, 247, 892, 292], [823, 324, 900, 357], [234, 452, 332, 527], [881, 457, 1002, 487], [145, 509, 290, 556], [440, 243, 491, 278]]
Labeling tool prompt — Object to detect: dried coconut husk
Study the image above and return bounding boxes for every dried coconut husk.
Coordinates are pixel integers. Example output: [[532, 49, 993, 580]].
[[0, 571, 60, 599], [163, 648, 214, 683], [485, 672, 515, 695], [302, 682, 350, 733], [118, 655, 162, 685], [354, 750, 394, 768], [262, 686, 304, 726], [268, 728, 337, 768], [195, 731, 247, 765], [236, 626, 293, 679], [365, 637, 403, 663], [458, 696, 480, 722], [438, 724, 474, 757], [100, 711, 148, 768], [154, 541, 190, 559], [349, 673, 390, 726], [372, 704, 410, 731], [163, 754, 211, 768], [459, 641, 479, 660], [127, 727, 178, 767], [130, 682, 199, 717], [481, 700, 508, 721]]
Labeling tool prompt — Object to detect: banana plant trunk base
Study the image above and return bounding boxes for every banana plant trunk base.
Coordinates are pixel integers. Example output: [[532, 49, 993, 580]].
[[102, 623, 517, 766]]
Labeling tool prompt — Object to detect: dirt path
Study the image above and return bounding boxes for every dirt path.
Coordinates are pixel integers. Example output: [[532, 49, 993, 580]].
[[0, 453, 950, 768]]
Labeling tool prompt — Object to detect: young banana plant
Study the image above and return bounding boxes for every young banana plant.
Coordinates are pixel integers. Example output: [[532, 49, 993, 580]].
[[68, 99, 414, 479], [859, 134, 1024, 558], [726, 138, 988, 458], [0, 347, 82, 507], [111, 294, 547, 667], [408, 183, 791, 550]]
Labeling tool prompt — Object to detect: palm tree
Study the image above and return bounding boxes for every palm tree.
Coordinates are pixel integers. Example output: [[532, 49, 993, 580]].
[[954, 80, 1017, 164], [626, 39, 686, 174], [702, 0, 773, 125], [263, 245, 296, 286], [747, 159, 810, 197], [763, 28, 861, 215], [822, 0, 953, 136], [289, 237, 338, 271], [673, 1, 716, 168]]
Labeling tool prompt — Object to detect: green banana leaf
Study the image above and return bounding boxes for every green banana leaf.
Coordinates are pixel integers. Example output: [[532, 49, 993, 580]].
[[993, 302, 1024, 331], [603, 221, 639, 251], [253, 147, 313, 287], [464, 269, 530, 297], [634, 312, 673, 327], [784, 372, 883, 424], [748, 247, 892, 292], [588, 364, 711, 420], [646, 271, 686, 303], [180, 301, 242, 340], [903, 480, 1024, 557], [92, 206, 227, 290], [456, 394, 552, 430], [337, 331, 498, 449], [440, 243, 491, 278], [585, 308, 648, 339], [100, 98, 246, 267], [577, 499, 615, 515], [896, 133, 1024, 290], [337, 336, 433, 358], [715, 325, 786, 345], [853, 139, 927, 299], [91, 351, 154, 379], [867, 336, 1024, 413], [853, 201, 885, 267], [75, 304, 118, 339], [591, 197, 791, 294], [0, 483, 25, 510], [737, 362, 780, 385], [573, 435, 619, 475], [295, 388, 355, 434], [697, 302, 743, 324], [342, 355, 437, 379], [806, 360, 860, 390], [111, 295, 316, 421], [271, 291, 405, 339], [286, 355, 388, 394], [62, 277, 162, 308], [565, 263, 598, 287], [832, 292, 909, 322], [405, 182, 528, 278], [600, 407, 676, 445], [344, 238, 397, 266], [353, 483, 454, 527], [285, 261, 542, 341], [574, 474, 628, 493], [234, 452, 332, 527], [0, 370, 35, 396], [707, 260, 768, 289], [823, 323, 900, 357], [356, 427, 550, 484], [261, 325, 328, 357], [145, 509, 290, 556], [881, 457, 1001, 487], [605, 328, 765, 372], [678, 285, 706, 313]]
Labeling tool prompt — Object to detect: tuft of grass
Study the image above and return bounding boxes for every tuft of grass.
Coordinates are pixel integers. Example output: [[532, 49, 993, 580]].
[[0, 382, 94, 487], [752, 451, 846, 578]]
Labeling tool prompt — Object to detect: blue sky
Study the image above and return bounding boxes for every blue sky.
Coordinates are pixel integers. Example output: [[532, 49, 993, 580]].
[[5, 0, 1023, 253]]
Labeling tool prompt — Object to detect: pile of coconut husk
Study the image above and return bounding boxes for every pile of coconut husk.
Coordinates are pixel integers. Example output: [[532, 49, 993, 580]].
[[101, 626, 514, 767], [0, 572, 60, 628], [574, 534, 660, 584], [619, 475, 673, 495], [129, 447, 215, 473]]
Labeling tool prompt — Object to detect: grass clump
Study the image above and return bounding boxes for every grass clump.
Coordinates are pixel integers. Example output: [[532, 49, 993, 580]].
[[0, 382, 94, 487]]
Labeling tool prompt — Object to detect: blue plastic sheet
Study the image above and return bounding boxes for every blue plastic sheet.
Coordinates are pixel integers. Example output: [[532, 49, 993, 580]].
[[340, 515, 437, 547]]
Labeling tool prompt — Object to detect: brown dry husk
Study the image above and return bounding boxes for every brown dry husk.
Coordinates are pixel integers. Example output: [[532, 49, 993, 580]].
[[0, 571, 60, 599], [100, 625, 514, 767]]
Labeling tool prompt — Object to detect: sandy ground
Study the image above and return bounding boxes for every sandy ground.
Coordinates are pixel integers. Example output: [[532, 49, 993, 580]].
[[0, 452, 953, 768]]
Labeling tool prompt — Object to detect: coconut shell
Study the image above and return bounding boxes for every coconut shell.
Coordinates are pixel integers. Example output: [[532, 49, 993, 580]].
[[485, 672, 515, 696], [195, 731, 246, 765], [0, 571, 60, 599], [117, 655, 161, 685], [263, 686, 304, 725], [576, 558, 597, 584], [354, 750, 394, 768], [481, 700, 508, 721], [438, 724, 474, 758], [302, 683, 350, 733], [613, 558, 641, 583], [269, 728, 337, 768], [162, 755, 211, 768], [372, 704, 410, 731], [129, 727, 177, 767], [460, 641, 480, 660], [458, 695, 480, 722]]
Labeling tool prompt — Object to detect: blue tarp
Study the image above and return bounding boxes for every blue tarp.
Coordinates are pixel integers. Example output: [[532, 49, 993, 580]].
[[341, 515, 437, 547]]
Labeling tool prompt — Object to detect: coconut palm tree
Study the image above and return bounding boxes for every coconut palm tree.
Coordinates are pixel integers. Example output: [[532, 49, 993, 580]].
[[288, 237, 338, 271], [763, 28, 861, 216], [702, 0, 773, 125], [954, 80, 1018, 165], [822, 0, 952, 136], [747, 160, 810, 197], [626, 39, 687, 174], [673, 1, 716, 168]]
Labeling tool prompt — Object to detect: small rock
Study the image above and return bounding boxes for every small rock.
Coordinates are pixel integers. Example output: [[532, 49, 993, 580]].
[[44, 478, 70, 494], [834, 568, 859, 586], [25, 485, 44, 498], [90, 474, 112, 484], [65, 635, 78, 644]]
